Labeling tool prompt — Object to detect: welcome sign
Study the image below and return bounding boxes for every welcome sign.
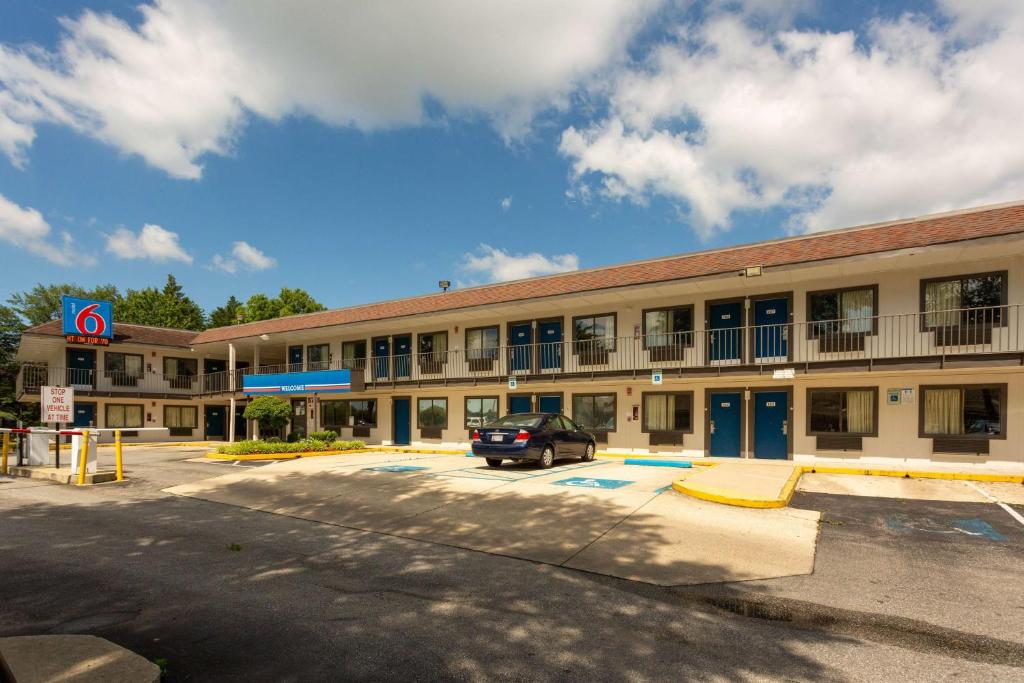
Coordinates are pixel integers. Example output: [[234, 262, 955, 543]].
[[242, 369, 353, 395]]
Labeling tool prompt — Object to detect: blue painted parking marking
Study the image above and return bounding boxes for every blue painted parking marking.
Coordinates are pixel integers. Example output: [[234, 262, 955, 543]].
[[885, 515, 1006, 542], [624, 458, 692, 468], [364, 465, 430, 473], [554, 476, 634, 490]]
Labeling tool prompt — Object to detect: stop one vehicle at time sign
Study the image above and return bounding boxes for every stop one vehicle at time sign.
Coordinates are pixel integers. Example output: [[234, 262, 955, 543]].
[[41, 386, 75, 423]]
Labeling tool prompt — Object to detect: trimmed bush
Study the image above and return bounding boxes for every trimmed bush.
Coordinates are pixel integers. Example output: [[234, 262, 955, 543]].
[[309, 430, 338, 442], [243, 396, 292, 435], [215, 439, 365, 456]]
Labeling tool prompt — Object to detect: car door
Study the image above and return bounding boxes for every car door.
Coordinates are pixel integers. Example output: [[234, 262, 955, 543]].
[[560, 415, 588, 455], [550, 415, 578, 456]]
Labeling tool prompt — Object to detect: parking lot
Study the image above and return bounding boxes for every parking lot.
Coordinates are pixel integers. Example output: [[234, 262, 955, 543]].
[[2, 446, 1022, 681]]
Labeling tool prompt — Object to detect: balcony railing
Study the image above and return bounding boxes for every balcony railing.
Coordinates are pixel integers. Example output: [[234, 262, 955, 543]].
[[18, 305, 1022, 398]]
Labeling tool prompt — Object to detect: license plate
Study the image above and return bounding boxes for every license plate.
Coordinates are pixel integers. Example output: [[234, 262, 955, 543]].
[[490, 434, 504, 442]]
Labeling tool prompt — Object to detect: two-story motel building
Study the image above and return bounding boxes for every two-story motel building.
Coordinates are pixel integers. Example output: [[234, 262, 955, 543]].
[[14, 202, 1024, 469]]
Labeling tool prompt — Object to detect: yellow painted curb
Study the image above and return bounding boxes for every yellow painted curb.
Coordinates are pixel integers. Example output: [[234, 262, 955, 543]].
[[800, 465, 1024, 484], [205, 448, 370, 461], [671, 465, 802, 509]]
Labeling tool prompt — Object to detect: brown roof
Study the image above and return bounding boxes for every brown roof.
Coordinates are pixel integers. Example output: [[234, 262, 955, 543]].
[[23, 320, 198, 348], [191, 201, 1024, 344]]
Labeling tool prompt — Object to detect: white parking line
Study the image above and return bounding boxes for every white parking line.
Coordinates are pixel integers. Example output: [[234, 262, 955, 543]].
[[964, 481, 1024, 527]]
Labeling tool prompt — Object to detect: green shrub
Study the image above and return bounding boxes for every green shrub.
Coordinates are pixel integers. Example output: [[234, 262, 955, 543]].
[[309, 430, 338, 442], [215, 439, 366, 456], [243, 396, 292, 434]]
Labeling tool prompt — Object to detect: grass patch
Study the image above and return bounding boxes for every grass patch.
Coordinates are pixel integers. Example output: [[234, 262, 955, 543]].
[[214, 438, 365, 456]]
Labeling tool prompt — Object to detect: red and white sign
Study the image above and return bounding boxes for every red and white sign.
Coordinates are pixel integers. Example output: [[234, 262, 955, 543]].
[[41, 385, 75, 424]]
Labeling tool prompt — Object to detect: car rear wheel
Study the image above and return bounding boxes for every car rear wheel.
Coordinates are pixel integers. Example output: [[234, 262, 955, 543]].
[[485, 458, 502, 468], [582, 442, 595, 462], [538, 445, 554, 469]]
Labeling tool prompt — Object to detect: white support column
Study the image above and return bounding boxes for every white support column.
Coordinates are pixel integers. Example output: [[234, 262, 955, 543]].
[[228, 343, 237, 443], [251, 345, 260, 440]]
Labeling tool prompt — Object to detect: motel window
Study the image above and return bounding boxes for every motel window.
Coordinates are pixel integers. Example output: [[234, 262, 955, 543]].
[[808, 287, 876, 335], [163, 357, 197, 377], [572, 313, 616, 358], [644, 306, 693, 348], [466, 326, 499, 361], [642, 393, 692, 433], [106, 404, 143, 429], [418, 398, 448, 429], [465, 396, 499, 429], [307, 344, 330, 371], [922, 272, 1006, 328], [572, 394, 616, 432], [104, 352, 144, 377], [164, 405, 198, 436], [418, 332, 448, 362], [322, 400, 377, 430], [341, 340, 367, 370], [808, 389, 876, 435], [921, 385, 1004, 438]]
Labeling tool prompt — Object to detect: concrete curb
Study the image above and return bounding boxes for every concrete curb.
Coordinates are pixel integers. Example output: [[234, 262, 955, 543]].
[[799, 464, 1024, 484], [0, 635, 160, 682], [205, 448, 370, 461], [671, 467, 801, 509]]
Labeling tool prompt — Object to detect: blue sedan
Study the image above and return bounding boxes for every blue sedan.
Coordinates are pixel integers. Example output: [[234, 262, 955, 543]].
[[471, 413, 597, 468]]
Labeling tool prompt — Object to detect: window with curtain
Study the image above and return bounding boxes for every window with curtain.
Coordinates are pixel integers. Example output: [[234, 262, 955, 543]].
[[418, 398, 448, 428], [106, 404, 143, 428], [643, 393, 692, 432], [164, 405, 197, 429], [418, 332, 448, 361], [162, 357, 197, 377], [573, 314, 616, 352], [644, 307, 693, 347], [808, 389, 875, 434], [923, 273, 1005, 327], [321, 400, 351, 431], [105, 352, 144, 377], [466, 327, 499, 361], [465, 397, 499, 428], [923, 386, 1002, 436], [307, 344, 330, 370], [572, 394, 616, 431], [808, 288, 875, 334], [341, 340, 367, 370]]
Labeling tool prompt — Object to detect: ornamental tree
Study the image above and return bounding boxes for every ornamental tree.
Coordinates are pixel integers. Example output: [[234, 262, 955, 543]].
[[243, 396, 292, 437]]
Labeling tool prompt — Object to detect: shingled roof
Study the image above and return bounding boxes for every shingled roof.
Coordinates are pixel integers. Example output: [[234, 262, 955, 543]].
[[190, 201, 1024, 344], [22, 320, 198, 348]]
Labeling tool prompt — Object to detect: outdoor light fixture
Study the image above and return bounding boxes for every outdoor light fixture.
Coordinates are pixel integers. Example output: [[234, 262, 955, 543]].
[[259, 334, 270, 341], [439, 280, 451, 292], [742, 265, 763, 277]]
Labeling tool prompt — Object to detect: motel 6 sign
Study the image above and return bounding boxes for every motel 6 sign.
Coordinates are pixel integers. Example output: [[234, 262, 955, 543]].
[[62, 296, 114, 345]]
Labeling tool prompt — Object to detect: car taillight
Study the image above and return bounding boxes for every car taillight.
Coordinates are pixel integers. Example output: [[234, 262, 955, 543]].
[[514, 429, 530, 442], [472, 430, 480, 441]]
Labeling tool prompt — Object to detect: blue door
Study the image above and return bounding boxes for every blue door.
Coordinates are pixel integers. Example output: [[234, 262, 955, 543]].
[[754, 391, 789, 460], [393, 398, 411, 445], [373, 338, 390, 380], [205, 406, 226, 440], [234, 405, 247, 439], [509, 323, 532, 373], [538, 394, 562, 414], [66, 349, 95, 387], [538, 320, 562, 370], [709, 302, 743, 362], [72, 403, 96, 428], [394, 335, 412, 379], [709, 392, 742, 457], [753, 298, 789, 360], [509, 395, 532, 414], [288, 345, 304, 371]]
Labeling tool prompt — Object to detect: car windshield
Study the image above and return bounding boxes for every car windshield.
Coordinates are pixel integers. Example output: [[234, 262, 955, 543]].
[[487, 415, 545, 428]]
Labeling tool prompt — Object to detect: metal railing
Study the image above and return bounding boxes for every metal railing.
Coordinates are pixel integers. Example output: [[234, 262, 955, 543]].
[[17, 365, 204, 397], [18, 305, 1022, 397]]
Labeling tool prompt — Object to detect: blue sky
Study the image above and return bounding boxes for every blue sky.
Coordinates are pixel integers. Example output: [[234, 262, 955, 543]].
[[0, 1, 1022, 315]]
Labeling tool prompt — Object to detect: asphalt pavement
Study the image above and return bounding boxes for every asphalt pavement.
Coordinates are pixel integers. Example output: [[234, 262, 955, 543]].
[[1, 447, 1021, 682]]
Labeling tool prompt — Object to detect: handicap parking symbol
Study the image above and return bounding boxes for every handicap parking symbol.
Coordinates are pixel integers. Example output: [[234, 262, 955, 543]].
[[554, 476, 633, 490], [365, 465, 429, 473]]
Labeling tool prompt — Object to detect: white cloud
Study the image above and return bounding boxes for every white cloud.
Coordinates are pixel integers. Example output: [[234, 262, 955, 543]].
[[210, 241, 276, 274], [0, 0, 661, 178], [105, 223, 192, 263], [0, 192, 86, 265], [560, 3, 1024, 236], [461, 244, 578, 283], [500, 196, 513, 211]]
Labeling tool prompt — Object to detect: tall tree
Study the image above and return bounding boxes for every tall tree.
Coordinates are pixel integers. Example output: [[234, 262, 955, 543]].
[[242, 293, 280, 322], [7, 283, 119, 327], [0, 304, 36, 424], [117, 275, 206, 330], [242, 288, 325, 323], [209, 295, 245, 328]]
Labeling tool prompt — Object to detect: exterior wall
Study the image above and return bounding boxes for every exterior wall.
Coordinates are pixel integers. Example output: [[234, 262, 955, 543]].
[[54, 397, 227, 443]]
